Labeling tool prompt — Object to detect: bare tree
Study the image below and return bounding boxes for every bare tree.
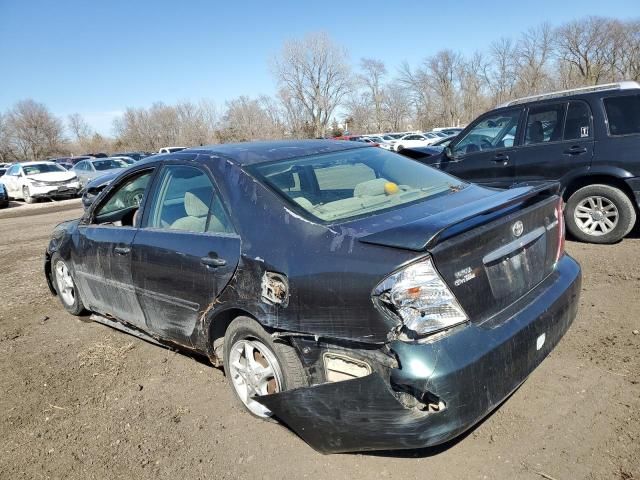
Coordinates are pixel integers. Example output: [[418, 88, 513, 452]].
[[382, 83, 412, 131], [555, 17, 618, 86], [616, 20, 640, 81], [458, 52, 490, 124], [426, 50, 462, 126], [516, 23, 554, 95], [272, 32, 352, 137], [218, 96, 283, 142], [487, 37, 519, 105], [4, 99, 66, 161], [358, 58, 387, 131], [67, 113, 93, 141], [344, 92, 375, 133]]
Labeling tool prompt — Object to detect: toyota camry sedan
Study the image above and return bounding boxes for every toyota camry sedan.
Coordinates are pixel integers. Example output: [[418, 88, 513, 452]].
[[44, 140, 581, 453]]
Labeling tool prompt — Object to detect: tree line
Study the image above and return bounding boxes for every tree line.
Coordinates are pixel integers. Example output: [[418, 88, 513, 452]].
[[1, 16, 638, 162]]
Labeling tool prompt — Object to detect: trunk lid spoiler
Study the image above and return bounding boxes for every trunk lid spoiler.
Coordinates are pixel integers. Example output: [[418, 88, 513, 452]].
[[359, 182, 560, 251]]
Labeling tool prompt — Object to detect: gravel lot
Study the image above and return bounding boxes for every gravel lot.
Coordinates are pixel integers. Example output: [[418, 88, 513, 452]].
[[0, 203, 638, 480]]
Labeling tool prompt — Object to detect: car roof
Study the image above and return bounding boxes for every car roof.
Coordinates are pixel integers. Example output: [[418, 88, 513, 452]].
[[17, 161, 58, 166], [183, 140, 370, 166]]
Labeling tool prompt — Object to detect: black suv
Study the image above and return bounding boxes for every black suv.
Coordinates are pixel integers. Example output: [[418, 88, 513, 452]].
[[401, 82, 640, 243]]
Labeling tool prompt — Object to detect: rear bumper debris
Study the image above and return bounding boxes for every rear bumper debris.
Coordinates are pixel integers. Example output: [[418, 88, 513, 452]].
[[256, 255, 581, 453]]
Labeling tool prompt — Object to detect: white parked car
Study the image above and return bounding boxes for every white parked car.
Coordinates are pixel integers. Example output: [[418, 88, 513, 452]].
[[391, 133, 440, 151], [158, 146, 187, 154], [0, 162, 81, 203]]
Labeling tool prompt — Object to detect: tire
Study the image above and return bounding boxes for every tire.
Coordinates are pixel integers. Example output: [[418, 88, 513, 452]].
[[51, 252, 87, 316], [223, 316, 307, 419], [565, 184, 636, 244], [23, 186, 36, 204], [396, 145, 404, 152]]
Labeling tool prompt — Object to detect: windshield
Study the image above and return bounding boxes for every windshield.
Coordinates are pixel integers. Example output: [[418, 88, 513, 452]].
[[93, 159, 127, 171], [250, 147, 465, 223], [23, 163, 66, 175]]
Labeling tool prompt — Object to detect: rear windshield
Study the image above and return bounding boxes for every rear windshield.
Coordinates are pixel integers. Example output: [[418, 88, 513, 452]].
[[93, 159, 127, 171], [250, 147, 465, 223], [23, 163, 66, 175]]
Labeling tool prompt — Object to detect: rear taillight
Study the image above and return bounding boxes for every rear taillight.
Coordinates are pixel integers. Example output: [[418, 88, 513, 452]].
[[373, 257, 468, 336], [555, 197, 565, 264]]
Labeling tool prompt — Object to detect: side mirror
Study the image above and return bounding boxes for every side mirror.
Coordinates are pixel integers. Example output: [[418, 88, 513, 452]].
[[444, 146, 453, 159]]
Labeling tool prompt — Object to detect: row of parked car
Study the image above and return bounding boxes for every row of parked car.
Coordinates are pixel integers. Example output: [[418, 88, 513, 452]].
[[0, 147, 188, 208], [335, 128, 463, 152]]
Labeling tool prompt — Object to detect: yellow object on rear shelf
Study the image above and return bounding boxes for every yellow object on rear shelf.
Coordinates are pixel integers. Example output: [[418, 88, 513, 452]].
[[384, 181, 399, 195]]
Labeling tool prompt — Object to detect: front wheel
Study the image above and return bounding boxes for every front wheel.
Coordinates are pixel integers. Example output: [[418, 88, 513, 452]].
[[52, 253, 87, 315], [395, 144, 404, 152], [223, 317, 307, 419], [565, 184, 636, 244], [23, 186, 36, 204]]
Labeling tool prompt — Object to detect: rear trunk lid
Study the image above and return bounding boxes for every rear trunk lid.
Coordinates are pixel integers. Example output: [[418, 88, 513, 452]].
[[360, 183, 563, 324]]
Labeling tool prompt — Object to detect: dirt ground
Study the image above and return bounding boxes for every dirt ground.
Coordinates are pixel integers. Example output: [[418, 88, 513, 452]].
[[0, 203, 638, 480]]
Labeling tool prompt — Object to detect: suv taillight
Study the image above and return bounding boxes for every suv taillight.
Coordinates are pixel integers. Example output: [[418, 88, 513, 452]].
[[555, 197, 565, 264]]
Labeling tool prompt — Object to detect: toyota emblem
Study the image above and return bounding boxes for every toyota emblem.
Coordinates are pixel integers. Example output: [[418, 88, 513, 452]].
[[512, 220, 524, 237]]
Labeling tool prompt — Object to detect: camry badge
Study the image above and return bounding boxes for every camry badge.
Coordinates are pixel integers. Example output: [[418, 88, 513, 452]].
[[512, 220, 524, 237]]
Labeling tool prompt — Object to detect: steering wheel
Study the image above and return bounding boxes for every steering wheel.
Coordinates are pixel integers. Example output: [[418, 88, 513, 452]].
[[479, 138, 492, 150]]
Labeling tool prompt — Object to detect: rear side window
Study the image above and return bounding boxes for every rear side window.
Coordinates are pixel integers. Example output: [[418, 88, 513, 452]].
[[145, 165, 233, 234], [604, 94, 640, 136], [564, 102, 592, 140], [524, 103, 566, 145]]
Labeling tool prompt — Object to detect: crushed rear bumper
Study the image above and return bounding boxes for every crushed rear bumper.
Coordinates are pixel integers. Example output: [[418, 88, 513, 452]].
[[256, 255, 581, 453]]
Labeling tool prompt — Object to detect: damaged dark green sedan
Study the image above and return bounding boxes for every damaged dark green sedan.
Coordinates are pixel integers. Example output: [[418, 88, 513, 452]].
[[44, 140, 581, 453]]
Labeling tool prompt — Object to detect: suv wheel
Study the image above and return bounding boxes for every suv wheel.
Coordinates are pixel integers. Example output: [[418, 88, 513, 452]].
[[223, 317, 307, 419], [565, 184, 636, 244]]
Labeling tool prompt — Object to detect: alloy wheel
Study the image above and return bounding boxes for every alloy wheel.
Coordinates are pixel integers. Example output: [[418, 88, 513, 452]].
[[228, 338, 283, 417], [55, 260, 76, 306], [574, 195, 619, 236]]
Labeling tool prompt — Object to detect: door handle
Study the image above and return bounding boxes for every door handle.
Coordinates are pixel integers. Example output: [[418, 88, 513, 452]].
[[492, 153, 509, 163], [564, 146, 587, 155], [201, 256, 226, 268], [114, 246, 130, 255]]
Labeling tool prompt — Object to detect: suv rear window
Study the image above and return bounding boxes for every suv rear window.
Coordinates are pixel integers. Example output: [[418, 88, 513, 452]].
[[251, 147, 464, 223], [604, 94, 640, 136]]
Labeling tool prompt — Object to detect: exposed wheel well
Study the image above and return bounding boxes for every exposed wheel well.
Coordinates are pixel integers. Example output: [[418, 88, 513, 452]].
[[563, 175, 637, 211], [207, 308, 255, 366]]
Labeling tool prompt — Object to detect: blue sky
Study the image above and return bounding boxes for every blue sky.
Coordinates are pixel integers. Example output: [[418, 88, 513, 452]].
[[0, 0, 638, 135]]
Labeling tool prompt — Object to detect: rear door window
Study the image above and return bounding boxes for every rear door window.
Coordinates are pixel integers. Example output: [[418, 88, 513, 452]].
[[604, 94, 640, 135], [564, 101, 593, 140], [524, 103, 566, 145], [145, 165, 233, 234]]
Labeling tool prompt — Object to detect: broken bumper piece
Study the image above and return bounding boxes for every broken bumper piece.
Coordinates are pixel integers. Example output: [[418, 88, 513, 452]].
[[256, 255, 581, 454]]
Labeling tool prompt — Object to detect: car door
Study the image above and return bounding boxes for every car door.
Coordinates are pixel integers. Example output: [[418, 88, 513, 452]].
[[73, 167, 156, 328], [131, 163, 241, 346], [73, 161, 88, 187], [438, 108, 523, 187], [514, 101, 594, 185], [3, 165, 20, 196]]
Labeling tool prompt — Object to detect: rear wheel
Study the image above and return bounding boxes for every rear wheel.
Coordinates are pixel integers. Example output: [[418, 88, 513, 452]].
[[223, 317, 306, 419], [52, 253, 87, 315], [23, 186, 36, 204], [565, 184, 636, 244]]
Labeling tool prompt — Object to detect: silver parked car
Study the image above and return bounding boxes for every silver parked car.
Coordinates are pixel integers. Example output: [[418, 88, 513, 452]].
[[73, 158, 129, 189]]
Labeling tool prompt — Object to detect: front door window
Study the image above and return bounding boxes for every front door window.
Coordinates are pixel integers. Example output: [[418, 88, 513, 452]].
[[453, 110, 521, 157]]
